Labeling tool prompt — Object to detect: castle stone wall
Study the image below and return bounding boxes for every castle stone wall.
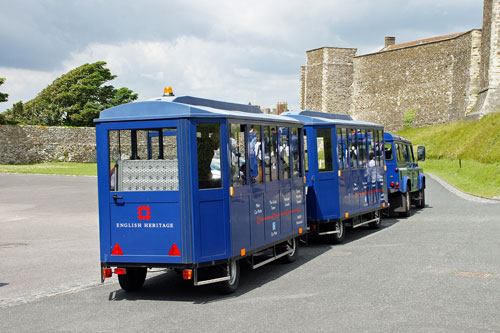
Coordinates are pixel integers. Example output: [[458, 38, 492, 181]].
[[0, 125, 96, 164], [352, 31, 476, 131], [300, 0, 500, 128]]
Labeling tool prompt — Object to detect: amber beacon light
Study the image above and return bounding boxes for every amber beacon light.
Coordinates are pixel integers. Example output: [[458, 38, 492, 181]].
[[163, 86, 174, 96]]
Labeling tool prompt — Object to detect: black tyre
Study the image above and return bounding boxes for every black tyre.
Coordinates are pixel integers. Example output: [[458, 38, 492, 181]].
[[278, 237, 299, 264], [399, 189, 411, 217], [416, 188, 425, 208], [216, 260, 240, 294], [369, 210, 382, 229], [118, 267, 147, 292], [328, 221, 345, 244]]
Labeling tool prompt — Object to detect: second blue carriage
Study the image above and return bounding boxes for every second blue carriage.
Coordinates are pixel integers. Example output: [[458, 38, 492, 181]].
[[283, 111, 387, 243]]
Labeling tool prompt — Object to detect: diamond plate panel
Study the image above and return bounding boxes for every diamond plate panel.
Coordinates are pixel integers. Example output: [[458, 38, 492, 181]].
[[117, 159, 179, 191]]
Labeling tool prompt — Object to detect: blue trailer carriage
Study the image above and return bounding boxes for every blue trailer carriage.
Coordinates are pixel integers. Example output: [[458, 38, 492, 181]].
[[384, 132, 426, 217], [95, 95, 307, 293], [283, 111, 387, 244]]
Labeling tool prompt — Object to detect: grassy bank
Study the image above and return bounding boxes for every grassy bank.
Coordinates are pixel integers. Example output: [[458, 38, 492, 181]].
[[419, 159, 500, 198], [398, 112, 500, 163], [397, 112, 500, 198], [0, 162, 97, 176]]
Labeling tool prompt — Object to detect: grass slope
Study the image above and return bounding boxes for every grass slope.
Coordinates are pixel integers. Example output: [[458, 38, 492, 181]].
[[397, 112, 500, 198], [398, 112, 500, 163], [0, 162, 97, 176]]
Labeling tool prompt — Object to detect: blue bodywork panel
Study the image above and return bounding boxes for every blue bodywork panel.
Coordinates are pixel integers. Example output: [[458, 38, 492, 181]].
[[283, 110, 387, 222], [96, 97, 305, 267]]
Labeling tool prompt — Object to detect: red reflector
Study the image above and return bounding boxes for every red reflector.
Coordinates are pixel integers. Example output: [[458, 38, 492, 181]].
[[114, 268, 126, 275], [102, 268, 112, 278], [169, 243, 181, 256], [111, 243, 123, 255], [183, 269, 192, 280], [390, 181, 394, 187], [395, 168, 399, 172], [312, 224, 317, 232]]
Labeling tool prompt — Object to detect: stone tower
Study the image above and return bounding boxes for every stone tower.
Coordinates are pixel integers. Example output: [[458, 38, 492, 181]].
[[469, 0, 500, 119], [300, 47, 356, 115]]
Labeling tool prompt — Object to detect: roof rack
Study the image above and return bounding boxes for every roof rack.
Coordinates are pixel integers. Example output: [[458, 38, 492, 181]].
[[173, 96, 262, 114]]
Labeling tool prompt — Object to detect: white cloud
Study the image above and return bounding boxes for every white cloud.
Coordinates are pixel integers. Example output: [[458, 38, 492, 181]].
[[0, 67, 66, 112], [0, 0, 483, 114], [59, 38, 300, 110]]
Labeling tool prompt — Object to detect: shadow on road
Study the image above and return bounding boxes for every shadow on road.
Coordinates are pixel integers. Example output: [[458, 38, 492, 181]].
[[108, 241, 332, 304], [107, 206, 426, 303]]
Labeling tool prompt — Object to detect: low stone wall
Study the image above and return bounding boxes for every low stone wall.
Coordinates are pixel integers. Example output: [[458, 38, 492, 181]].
[[0, 125, 96, 164]]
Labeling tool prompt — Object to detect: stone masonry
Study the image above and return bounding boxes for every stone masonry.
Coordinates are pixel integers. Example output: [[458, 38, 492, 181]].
[[300, 0, 500, 131], [0, 125, 96, 164]]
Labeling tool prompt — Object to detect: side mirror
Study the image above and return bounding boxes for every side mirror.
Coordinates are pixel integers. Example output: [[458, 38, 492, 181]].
[[417, 146, 426, 161]]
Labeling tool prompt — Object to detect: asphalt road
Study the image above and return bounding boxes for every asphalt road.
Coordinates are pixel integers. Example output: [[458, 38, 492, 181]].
[[1, 173, 499, 332]]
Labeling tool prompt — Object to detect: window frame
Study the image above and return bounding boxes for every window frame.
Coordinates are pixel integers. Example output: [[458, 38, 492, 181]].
[[316, 128, 334, 173]]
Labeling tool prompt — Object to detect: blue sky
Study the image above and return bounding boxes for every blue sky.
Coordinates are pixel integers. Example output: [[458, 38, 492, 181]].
[[0, 0, 483, 113]]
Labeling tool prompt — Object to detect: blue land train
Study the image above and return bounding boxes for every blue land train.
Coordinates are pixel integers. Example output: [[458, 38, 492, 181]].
[[283, 111, 387, 243], [95, 93, 306, 293], [384, 132, 426, 217]]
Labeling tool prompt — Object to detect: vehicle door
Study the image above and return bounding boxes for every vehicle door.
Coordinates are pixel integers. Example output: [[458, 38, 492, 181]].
[[315, 127, 337, 218], [104, 120, 187, 264], [191, 120, 230, 262]]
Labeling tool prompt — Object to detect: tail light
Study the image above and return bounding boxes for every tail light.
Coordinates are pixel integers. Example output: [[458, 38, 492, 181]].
[[390, 181, 394, 187], [102, 268, 112, 279], [183, 269, 193, 280], [395, 168, 399, 172]]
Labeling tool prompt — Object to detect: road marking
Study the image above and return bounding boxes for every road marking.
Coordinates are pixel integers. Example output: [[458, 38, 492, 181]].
[[0, 269, 167, 308], [454, 271, 494, 279]]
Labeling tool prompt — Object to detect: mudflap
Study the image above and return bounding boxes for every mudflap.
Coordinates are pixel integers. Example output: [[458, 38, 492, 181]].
[[388, 192, 405, 214]]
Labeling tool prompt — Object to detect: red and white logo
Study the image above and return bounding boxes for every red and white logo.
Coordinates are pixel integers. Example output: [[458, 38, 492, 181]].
[[137, 205, 151, 221]]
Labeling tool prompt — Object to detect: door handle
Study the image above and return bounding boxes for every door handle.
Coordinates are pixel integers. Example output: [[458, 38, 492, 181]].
[[113, 194, 123, 200]]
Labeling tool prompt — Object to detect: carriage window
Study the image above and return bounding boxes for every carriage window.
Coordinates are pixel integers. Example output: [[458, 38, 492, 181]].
[[230, 124, 247, 186], [304, 129, 308, 173], [376, 130, 383, 166], [367, 129, 375, 167], [337, 128, 347, 170], [264, 126, 278, 182], [291, 128, 302, 178], [108, 128, 178, 192], [249, 125, 263, 184], [279, 127, 290, 180], [357, 129, 367, 169], [197, 124, 221, 189], [385, 143, 393, 160], [317, 128, 333, 172], [348, 128, 358, 169]]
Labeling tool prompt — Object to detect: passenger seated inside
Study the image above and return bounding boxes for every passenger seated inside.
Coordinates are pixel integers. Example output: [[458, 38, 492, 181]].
[[197, 125, 220, 188]]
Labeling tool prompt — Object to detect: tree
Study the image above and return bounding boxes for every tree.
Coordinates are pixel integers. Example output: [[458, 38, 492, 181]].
[[0, 78, 8, 124], [0, 78, 7, 103], [4, 62, 138, 126]]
